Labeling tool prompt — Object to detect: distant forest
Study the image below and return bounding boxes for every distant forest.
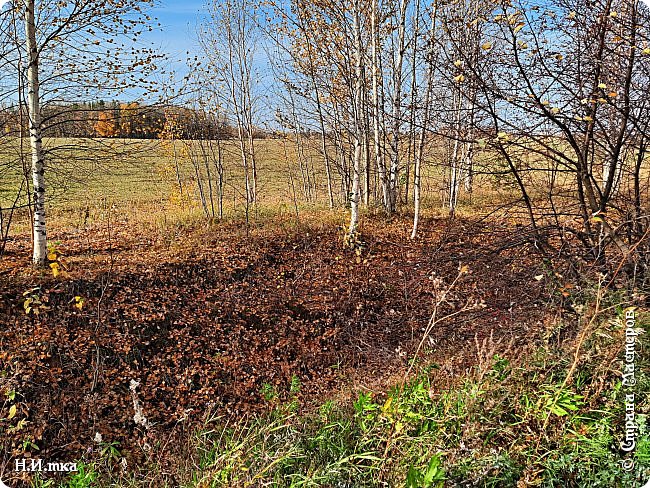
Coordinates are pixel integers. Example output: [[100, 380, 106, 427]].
[[0, 102, 270, 140]]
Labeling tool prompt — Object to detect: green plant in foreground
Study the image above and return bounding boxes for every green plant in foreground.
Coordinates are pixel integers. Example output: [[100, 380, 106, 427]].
[[260, 382, 277, 402], [406, 454, 445, 487], [64, 463, 98, 488]]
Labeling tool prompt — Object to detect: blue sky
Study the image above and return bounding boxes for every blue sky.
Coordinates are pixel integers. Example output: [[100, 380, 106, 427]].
[[142, 0, 276, 112], [148, 0, 206, 64]]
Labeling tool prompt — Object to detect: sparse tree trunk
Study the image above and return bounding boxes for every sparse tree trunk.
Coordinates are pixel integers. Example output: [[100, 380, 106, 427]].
[[387, 0, 409, 214], [189, 144, 209, 217], [332, 100, 349, 203], [172, 141, 184, 199], [347, 1, 363, 239], [313, 79, 334, 208], [405, 2, 421, 206], [25, 0, 46, 266], [412, 0, 437, 239], [449, 88, 463, 216], [462, 2, 481, 195], [290, 5, 335, 208], [246, 114, 258, 203], [287, 86, 313, 202], [226, 28, 253, 206], [371, 0, 390, 213], [213, 138, 225, 219], [202, 0, 259, 208], [199, 140, 216, 218], [362, 77, 371, 206]]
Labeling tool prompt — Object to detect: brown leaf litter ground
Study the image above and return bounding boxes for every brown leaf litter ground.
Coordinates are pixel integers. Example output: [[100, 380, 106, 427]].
[[0, 215, 549, 472]]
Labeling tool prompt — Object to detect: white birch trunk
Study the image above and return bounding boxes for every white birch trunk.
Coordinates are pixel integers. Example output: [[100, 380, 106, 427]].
[[412, 0, 437, 239], [462, 2, 480, 195], [449, 87, 463, 215], [371, 0, 390, 213], [602, 159, 622, 196], [347, 2, 363, 239], [388, 0, 409, 213], [463, 142, 474, 193], [25, 0, 47, 266], [223, 5, 252, 206]]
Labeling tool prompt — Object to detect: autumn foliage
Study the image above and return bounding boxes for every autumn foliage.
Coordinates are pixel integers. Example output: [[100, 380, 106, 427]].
[[94, 111, 118, 137]]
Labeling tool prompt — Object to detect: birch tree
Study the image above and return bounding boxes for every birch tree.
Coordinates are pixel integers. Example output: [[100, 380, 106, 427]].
[[439, 0, 490, 215], [23, 0, 45, 265], [347, 0, 364, 240], [6, 0, 161, 266], [370, 0, 390, 214], [293, 4, 336, 208], [386, 0, 409, 214], [411, 0, 438, 238], [201, 0, 261, 210]]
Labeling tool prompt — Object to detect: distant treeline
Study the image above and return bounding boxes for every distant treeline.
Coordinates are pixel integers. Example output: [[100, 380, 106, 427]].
[[0, 101, 271, 140]]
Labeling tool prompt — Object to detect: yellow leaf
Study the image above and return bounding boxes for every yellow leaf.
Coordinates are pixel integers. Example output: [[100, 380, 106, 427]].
[[50, 262, 60, 277], [644, 48, 650, 55], [555, 54, 564, 61], [9, 418, 26, 433], [460, 265, 469, 274], [608, 91, 618, 98], [454, 74, 465, 83], [74, 296, 84, 310], [454, 59, 463, 67], [598, 82, 607, 89], [382, 397, 393, 413], [567, 11, 576, 19], [508, 14, 520, 25], [610, 11, 618, 17], [481, 42, 492, 50], [47, 252, 58, 261], [550, 107, 560, 114], [8, 404, 16, 420]]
